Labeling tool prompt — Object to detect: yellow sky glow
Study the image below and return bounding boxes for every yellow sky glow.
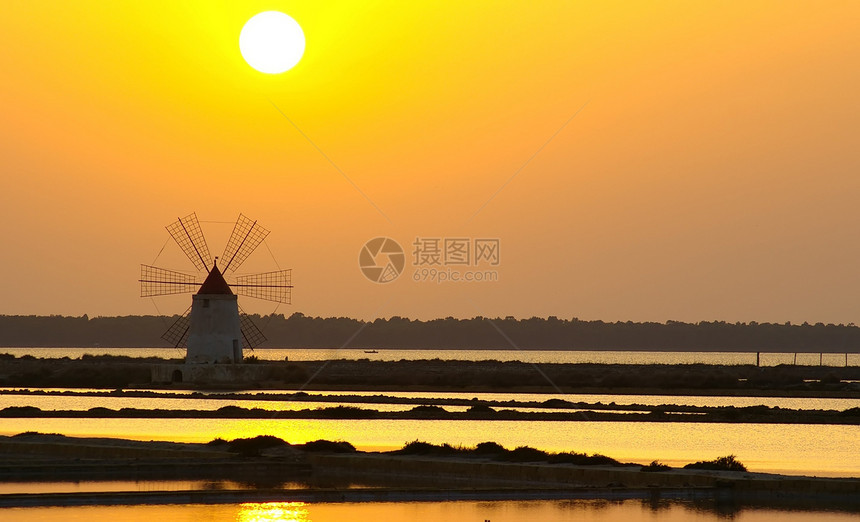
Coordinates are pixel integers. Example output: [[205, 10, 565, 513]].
[[1, 2, 859, 323]]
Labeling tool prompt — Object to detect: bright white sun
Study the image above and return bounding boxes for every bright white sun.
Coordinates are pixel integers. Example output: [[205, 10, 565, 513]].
[[239, 11, 305, 74]]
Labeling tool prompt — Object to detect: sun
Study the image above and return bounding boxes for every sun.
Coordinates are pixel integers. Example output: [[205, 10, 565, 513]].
[[239, 11, 305, 74]]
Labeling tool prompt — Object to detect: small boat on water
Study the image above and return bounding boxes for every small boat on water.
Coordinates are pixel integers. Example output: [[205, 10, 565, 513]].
[[364, 350, 379, 354]]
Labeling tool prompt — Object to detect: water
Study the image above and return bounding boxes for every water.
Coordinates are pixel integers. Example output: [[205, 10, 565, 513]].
[[3, 388, 860, 412], [2, 388, 858, 478], [2, 417, 857, 477], [0, 480, 272, 495], [1, 500, 857, 522], [2, 350, 858, 488], [3, 347, 858, 366], [0, 394, 457, 413]]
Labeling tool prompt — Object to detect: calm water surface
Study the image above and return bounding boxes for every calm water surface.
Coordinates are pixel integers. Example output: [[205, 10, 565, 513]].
[[3, 388, 858, 477], [305, 390, 860, 411], [1, 500, 857, 522], [0, 394, 463, 413], [1, 417, 856, 477], [4, 347, 858, 366], [0, 480, 275, 495], [4, 388, 858, 412]]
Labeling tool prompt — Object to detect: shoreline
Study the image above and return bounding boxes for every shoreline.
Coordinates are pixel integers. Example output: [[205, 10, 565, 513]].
[[3, 388, 859, 425], [7, 382, 860, 398], [0, 487, 716, 508], [2, 357, 859, 396], [5, 385, 860, 398], [3, 405, 859, 426], [0, 433, 858, 509], [4, 486, 856, 509]]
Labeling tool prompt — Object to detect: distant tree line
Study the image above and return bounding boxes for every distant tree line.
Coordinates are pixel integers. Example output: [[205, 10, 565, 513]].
[[0, 313, 859, 352]]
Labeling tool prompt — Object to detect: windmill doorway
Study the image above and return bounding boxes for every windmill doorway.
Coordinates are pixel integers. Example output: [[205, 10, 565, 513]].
[[171, 369, 183, 383]]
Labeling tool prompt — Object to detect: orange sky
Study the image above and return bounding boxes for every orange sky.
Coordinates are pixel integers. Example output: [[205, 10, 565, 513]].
[[1, 2, 859, 323]]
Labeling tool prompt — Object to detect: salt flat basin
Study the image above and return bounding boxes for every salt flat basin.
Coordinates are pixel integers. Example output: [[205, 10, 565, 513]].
[[0, 480, 287, 495], [1, 417, 857, 478], [0, 395, 468, 413], [5, 388, 860, 411], [0, 393, 654, 415], [295, 390, 860, 411]]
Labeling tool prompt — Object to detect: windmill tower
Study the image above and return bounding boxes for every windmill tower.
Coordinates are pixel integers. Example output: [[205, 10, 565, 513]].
[[140, 213, 291, 365]]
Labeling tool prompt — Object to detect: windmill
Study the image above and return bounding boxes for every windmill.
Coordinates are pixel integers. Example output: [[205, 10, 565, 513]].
[[140, 213, 291, 364]]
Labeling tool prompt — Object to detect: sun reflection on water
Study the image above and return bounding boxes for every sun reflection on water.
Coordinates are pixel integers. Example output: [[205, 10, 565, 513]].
[[237, 502, 310, 522]]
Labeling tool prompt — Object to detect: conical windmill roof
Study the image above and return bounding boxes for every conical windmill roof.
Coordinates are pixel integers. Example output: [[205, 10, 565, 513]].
[[197, 262, 233, 295]]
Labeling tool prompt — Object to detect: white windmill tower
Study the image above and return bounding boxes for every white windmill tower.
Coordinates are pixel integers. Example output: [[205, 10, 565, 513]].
[[140, 213, 291, 364]]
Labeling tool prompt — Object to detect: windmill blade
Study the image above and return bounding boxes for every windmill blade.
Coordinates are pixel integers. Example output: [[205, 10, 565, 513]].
[[161, 307, 191, 348], [233, 269, 292, 304], [166, 213, 212, 272], [140, 265, 200, 297], [238, 308, 267, 349], [221, 214, 270, 272]]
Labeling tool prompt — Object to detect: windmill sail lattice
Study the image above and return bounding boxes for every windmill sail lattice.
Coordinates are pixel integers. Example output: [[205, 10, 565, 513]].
[[166, 213, 212, 272], [238, 305, 268, 349], [234, 270, 292, 304], [161, 307, 192, 348], [140, 265, 199, 297], [221, 214, 270, 272], [141, 213, 291, 352]]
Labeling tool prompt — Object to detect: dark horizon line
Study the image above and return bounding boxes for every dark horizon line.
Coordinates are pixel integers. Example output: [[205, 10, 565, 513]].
[[1, 312, 857, 329]]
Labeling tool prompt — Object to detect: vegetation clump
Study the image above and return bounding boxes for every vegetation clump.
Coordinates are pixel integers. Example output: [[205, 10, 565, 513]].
[[548, 452, 621, 466], [499, 446, 549, 462], [466, 404, 496, 414], [684, 455, 747, 472], [215, 405, 248, 416], [472, 441, 506, 455], [12, 431, 64, 438], [300, 439, 356, 453], [542, 398, 573, 408], [315, 406, 376, 419], [641, 460, 671, 472], [220, 435, 289, 456], [0, 406, 45, 417], [410, 405, 448, 415], [389, 441, 626, 466], [393, 440, 462, 456]]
